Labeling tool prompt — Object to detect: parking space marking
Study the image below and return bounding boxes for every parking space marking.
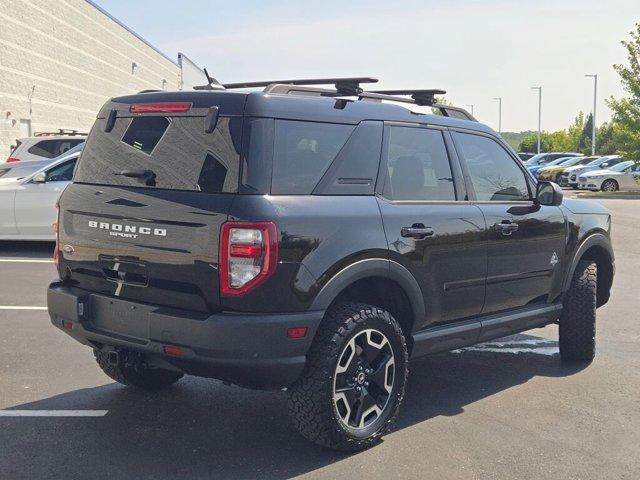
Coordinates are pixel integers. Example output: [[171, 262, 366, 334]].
[[0, 306, 47, 310], [0, 259, 53, 263], [0, 410, 108, 417]]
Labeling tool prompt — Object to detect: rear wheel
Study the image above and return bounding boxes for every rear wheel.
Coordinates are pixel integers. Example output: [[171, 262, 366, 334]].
[[288, 303, 408, 451], [601, 179, 618, 192], [94, 349, 183, 390], [559, 261, 597, 362]]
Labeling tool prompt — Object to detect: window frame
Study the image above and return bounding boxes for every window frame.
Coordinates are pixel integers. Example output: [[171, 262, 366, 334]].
[[375, 122, 467, 204], [450, 128, 536, 203]]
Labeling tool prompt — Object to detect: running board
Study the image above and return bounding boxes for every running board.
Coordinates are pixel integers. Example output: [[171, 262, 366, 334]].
[[411, 303, 562, 358]]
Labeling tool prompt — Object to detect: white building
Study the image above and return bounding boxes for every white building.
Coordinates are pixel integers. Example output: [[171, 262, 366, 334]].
[[0, 0, 184, 156]]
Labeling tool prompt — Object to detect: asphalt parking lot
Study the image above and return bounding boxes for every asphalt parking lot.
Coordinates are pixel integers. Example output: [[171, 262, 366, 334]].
[[0, 197, 638, 480]]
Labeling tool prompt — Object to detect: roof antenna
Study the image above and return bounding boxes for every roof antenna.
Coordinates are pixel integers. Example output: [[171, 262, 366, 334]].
[[193, 68, 225, 90]]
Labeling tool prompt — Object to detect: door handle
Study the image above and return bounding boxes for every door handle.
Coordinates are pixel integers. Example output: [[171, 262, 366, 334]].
[[401, 224, 434, 239], [494, 220, 519, 236]]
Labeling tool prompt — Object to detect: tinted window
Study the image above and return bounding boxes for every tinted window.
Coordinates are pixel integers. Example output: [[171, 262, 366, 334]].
[[75, 116, 241, 193], [45, 159, 77, 182], [121, 117, 169, 155], [28, 139, 82, 158], [314, 121, 383, 195], [383, 127, 455, 201], [241, 118, 274, 194], [271, 120, 354, 195], [456, 133, 529, 201]]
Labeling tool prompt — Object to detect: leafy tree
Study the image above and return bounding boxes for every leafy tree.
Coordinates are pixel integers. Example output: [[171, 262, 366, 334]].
[[606, 22, 640, 158]]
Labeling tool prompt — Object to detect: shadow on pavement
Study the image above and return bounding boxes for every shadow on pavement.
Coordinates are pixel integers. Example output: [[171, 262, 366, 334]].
[[0, 241, 54, 259], [0, 333, 588, 479]]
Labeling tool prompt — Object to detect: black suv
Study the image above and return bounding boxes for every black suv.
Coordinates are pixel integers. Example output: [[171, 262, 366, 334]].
[[48, 77, 614, 451]]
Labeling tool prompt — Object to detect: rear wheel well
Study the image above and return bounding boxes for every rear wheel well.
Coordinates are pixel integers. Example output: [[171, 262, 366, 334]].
[[329, 277, 416, 351], [580, 245, 613, 307]]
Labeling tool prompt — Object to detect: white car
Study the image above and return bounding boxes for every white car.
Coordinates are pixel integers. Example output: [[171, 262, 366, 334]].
[[577, 161, 640, 192], [560, 155, 624, 188], [0, 151, 79, 240], [6, 135, 85, 162]]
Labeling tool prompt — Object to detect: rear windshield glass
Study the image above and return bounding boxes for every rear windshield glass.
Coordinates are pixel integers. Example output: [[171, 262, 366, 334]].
[[75, 115, 241, 193], [271, 120, 355, 194]]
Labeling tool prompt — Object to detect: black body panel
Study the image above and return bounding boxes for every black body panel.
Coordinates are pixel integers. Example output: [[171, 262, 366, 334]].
[[49, 88, 615, 389]]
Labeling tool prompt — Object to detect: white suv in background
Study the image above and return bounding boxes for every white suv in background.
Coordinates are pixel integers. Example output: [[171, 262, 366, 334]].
[[6, 134, 85, 162]]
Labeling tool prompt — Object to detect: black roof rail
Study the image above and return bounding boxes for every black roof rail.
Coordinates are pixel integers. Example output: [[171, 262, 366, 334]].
[[223, 77, 378, 96], [368, 89, 446, 106], [363, 89, 476, 121]]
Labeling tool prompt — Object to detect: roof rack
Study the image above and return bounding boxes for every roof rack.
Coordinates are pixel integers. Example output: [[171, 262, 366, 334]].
[[223, 77, 378, 96], [33, 129, 87, 137], [191, 70, 475, 121]]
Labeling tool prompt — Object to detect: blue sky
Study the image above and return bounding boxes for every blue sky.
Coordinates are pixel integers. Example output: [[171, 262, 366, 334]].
[[94, 0, 638, 132]]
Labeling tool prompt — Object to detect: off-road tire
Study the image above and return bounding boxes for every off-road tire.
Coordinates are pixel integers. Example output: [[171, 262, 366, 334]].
[[287, 302, 408, 451], [559, 260, 597, 362], [94, 349, 183, 390]]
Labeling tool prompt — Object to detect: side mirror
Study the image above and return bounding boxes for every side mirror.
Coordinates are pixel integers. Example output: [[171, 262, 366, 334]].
[[600, 163, 609, 168], [536, 181, 563, 206], [32, 172, 46, 184]]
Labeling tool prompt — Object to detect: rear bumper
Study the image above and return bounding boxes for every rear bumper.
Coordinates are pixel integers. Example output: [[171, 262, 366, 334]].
[[47, 282, 324, 389]]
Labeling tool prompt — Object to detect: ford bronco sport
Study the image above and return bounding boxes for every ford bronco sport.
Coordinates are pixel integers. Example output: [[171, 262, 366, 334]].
[[48, 77, 614, 451]]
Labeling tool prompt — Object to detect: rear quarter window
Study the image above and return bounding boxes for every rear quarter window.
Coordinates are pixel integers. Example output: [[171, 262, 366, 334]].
[[271, 120, 355, 195]]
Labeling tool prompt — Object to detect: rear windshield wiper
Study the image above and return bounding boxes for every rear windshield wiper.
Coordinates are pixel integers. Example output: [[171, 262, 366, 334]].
[[114, 169, 156, 187]]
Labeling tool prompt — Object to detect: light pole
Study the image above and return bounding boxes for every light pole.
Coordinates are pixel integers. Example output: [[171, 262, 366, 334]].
[[493, 97, 502, 133], [531, 86, 542, 154], [465, 104, 474, 116], [585, 74, 597, 155]]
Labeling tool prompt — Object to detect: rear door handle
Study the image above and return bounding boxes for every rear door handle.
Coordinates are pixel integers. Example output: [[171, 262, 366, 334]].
[[494, 220, 519, 236], [401, 224, 434, 239]]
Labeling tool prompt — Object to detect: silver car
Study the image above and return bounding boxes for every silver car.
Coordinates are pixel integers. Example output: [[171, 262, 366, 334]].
[[0, 151, 80, 240]]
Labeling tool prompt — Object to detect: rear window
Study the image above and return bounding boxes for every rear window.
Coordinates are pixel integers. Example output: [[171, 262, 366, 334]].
[[28, 139, 83, 158], [75, 115, 242, 193], [271, 120, 355, 194]]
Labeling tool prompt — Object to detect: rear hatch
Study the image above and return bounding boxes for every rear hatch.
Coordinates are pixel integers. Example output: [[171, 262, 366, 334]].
[[57, 92, 246, 313]]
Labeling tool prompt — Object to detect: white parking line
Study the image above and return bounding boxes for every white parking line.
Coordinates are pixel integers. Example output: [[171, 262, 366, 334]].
[[0, 410, 108, 417], [0, 258, 53, 263], [0, 306, 47, 310]]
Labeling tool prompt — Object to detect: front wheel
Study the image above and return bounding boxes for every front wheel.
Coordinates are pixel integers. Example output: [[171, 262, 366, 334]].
[[287, 303, 408, 451], [559, 261, 597, 362]]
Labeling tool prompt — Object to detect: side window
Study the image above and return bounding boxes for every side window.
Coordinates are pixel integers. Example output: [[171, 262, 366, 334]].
[[45, 159, 77, 182], [271, 120, 354, 195], [383, 126, 456, 201], [455, 133, 530, 201]]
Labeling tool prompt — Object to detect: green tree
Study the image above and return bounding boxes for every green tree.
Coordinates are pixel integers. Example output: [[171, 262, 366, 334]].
[[606, 22, 640, 158], [578, 113, 593, 154]]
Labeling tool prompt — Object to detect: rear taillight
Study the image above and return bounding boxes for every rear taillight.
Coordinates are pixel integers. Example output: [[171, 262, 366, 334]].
[[6, 157, 19, 163], [220, 221, 278, 297], [129, 102, 192, 114], [53, 203, 60, 270]]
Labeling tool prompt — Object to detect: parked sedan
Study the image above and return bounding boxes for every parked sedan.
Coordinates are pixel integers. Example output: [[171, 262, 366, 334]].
[[559, 155, 624, 188], [524, 152, 582, 168], [577, 161, 640, 192], [0, 151, 79, 240]]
